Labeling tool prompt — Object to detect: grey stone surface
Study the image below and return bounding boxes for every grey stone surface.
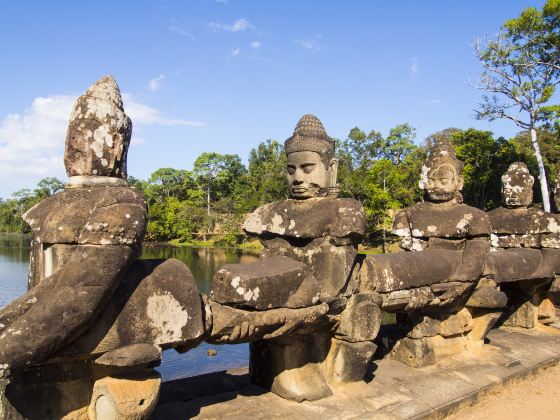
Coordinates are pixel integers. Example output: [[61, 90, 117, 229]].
[[152, 325, 560, 419], [64, 75, 132, 178], [210, 256, 320, 310]]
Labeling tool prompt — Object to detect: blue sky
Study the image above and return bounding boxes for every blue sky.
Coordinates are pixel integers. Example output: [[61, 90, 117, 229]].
[[0, 0, 547, 198]]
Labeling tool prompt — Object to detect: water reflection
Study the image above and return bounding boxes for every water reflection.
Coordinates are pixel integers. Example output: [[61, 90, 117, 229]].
[[0, 236, 258, 381]]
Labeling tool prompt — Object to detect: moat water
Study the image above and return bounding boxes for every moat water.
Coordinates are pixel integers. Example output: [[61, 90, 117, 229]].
[[0, 234, 257, 382]]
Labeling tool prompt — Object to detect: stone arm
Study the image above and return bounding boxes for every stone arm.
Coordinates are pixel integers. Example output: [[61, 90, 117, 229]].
[[207, 301, 329, 344], [0, 245, 136, 375], [450, 237, 490, 282]]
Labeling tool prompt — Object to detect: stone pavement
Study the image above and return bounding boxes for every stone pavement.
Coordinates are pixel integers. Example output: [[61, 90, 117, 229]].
[[153, 324, 560, 419]]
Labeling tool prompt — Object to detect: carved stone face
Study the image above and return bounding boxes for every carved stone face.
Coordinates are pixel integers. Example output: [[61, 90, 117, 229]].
[[554, 177, 560, 212], [502, 169, 533, 208], [286, 151, 337, 199], [424, 163, 464, 203]]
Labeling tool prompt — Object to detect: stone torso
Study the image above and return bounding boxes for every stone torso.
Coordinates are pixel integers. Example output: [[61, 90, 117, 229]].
[[24, 186, 147, 288], [488, 207, 560, 249], [393, 201, 491, 251], [243, 197, 365, 299]]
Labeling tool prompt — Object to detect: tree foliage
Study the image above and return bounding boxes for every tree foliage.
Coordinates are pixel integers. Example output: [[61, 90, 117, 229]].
[[474, 0, 560, 211]]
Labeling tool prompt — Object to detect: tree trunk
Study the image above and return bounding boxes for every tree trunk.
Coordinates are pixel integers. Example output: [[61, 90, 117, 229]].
[[530, 128, 551, 212], [207, 183, 211, 216]]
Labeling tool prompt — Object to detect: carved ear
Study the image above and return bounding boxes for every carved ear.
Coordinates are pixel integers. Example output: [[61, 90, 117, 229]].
[[329, 158, 338, 187], [457, 175, 464, 192]]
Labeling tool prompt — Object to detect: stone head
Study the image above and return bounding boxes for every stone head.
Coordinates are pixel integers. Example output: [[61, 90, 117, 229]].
[[64, 76, 132, 181], [501, 162, 534, 208], [284, 114, 338, 199], [419, 139, 464, 203], [555, 174, 560, 212]]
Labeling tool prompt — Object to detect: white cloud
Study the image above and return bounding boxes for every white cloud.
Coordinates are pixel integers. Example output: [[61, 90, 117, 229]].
[[216, 0, 228, 3], [295, 35, 322, 52], [123, 94, 205, 127], [209, 18, 254, 32], [0, 93, 204, 178], [168, 20, 195, 40], [250, 41, 261, 49], [425, 98, 442, 104], [411, 58, 419, 78], [148, 74, 165, 92], [0, 95, 73, 177], [230, 47, 240, 57]]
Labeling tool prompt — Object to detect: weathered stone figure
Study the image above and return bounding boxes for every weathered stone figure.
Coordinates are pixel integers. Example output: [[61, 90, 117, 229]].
[[487, 162, 560, 327], [360, 139, 505, 367], [209, 115, 376, 402], [0, 76, 142, 377], [0, 76, 205, 420]]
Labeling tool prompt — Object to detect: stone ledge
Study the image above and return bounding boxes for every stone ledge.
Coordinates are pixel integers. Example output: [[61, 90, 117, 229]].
[[154, 325, 560, 419]]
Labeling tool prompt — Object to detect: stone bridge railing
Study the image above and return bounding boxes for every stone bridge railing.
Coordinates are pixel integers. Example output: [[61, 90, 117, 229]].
[[1, 77, 559, 420]]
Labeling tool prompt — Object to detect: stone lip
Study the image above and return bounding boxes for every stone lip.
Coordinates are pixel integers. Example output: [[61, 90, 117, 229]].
[[243, 197, 365, 240], [153, 325, 560, 419]]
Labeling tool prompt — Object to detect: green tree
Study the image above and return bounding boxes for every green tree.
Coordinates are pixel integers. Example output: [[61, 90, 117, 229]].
[[451, 129, 520, 209], [474, 0, 560, 211], [34, 177, 64, 199], [240, 139, 288, 211], [193, 153, 246, 215]]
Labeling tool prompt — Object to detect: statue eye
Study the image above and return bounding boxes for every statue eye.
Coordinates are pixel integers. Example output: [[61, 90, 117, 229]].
[[302, 164, 315, 173], [287, 167, 295, 175]]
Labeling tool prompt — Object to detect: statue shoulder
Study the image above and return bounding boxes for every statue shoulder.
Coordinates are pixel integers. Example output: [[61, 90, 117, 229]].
[[78, 186, 147, 246], [243, 198, 364, 239], [392, 205, 413, 236], [457, 204, 490, 236]]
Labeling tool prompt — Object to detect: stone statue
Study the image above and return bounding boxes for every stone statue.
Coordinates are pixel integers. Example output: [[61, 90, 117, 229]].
[[486, 162, 560, 327], [208, 115, 376, 402], [0, 76, 142, 377], [0, 77, 205, 420], [360, 139, 505, 367]]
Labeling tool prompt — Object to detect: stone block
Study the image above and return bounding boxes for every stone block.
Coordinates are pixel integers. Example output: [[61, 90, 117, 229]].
[[324, 339, 377, 385], [88, 371, 161, 420], [337, 293, 381, 342], [250, 334, 332, 402], [390, 335, 468, 368], [210, 256, 320, 310], [407, 315, 441, 339], [466, 285, 507, 309], [503, 301, 539, 328], [538, 297, 556, 325], [439, 309, 473, 337]]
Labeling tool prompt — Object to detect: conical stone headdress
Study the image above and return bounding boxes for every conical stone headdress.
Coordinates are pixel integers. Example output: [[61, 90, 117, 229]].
[[502, 162, 534, 192], [425, 139, 464, 173], [64, 75, 132, 179], [284, 114, 335, 167]]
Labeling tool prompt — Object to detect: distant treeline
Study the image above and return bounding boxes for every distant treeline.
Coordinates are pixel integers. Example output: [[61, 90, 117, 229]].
[[1, 127, 559, 247]]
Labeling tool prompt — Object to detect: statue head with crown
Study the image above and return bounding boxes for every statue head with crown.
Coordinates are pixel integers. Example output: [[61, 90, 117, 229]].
[[284, 114, 338, 199], [419, 139, 464, 204]]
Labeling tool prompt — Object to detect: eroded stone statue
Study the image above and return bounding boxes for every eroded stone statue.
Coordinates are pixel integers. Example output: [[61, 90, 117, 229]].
[[0, 77, 205, 420], [207, 115, 376, 402], [360, 139, 505, 367], [486, 162, 560, 328]]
